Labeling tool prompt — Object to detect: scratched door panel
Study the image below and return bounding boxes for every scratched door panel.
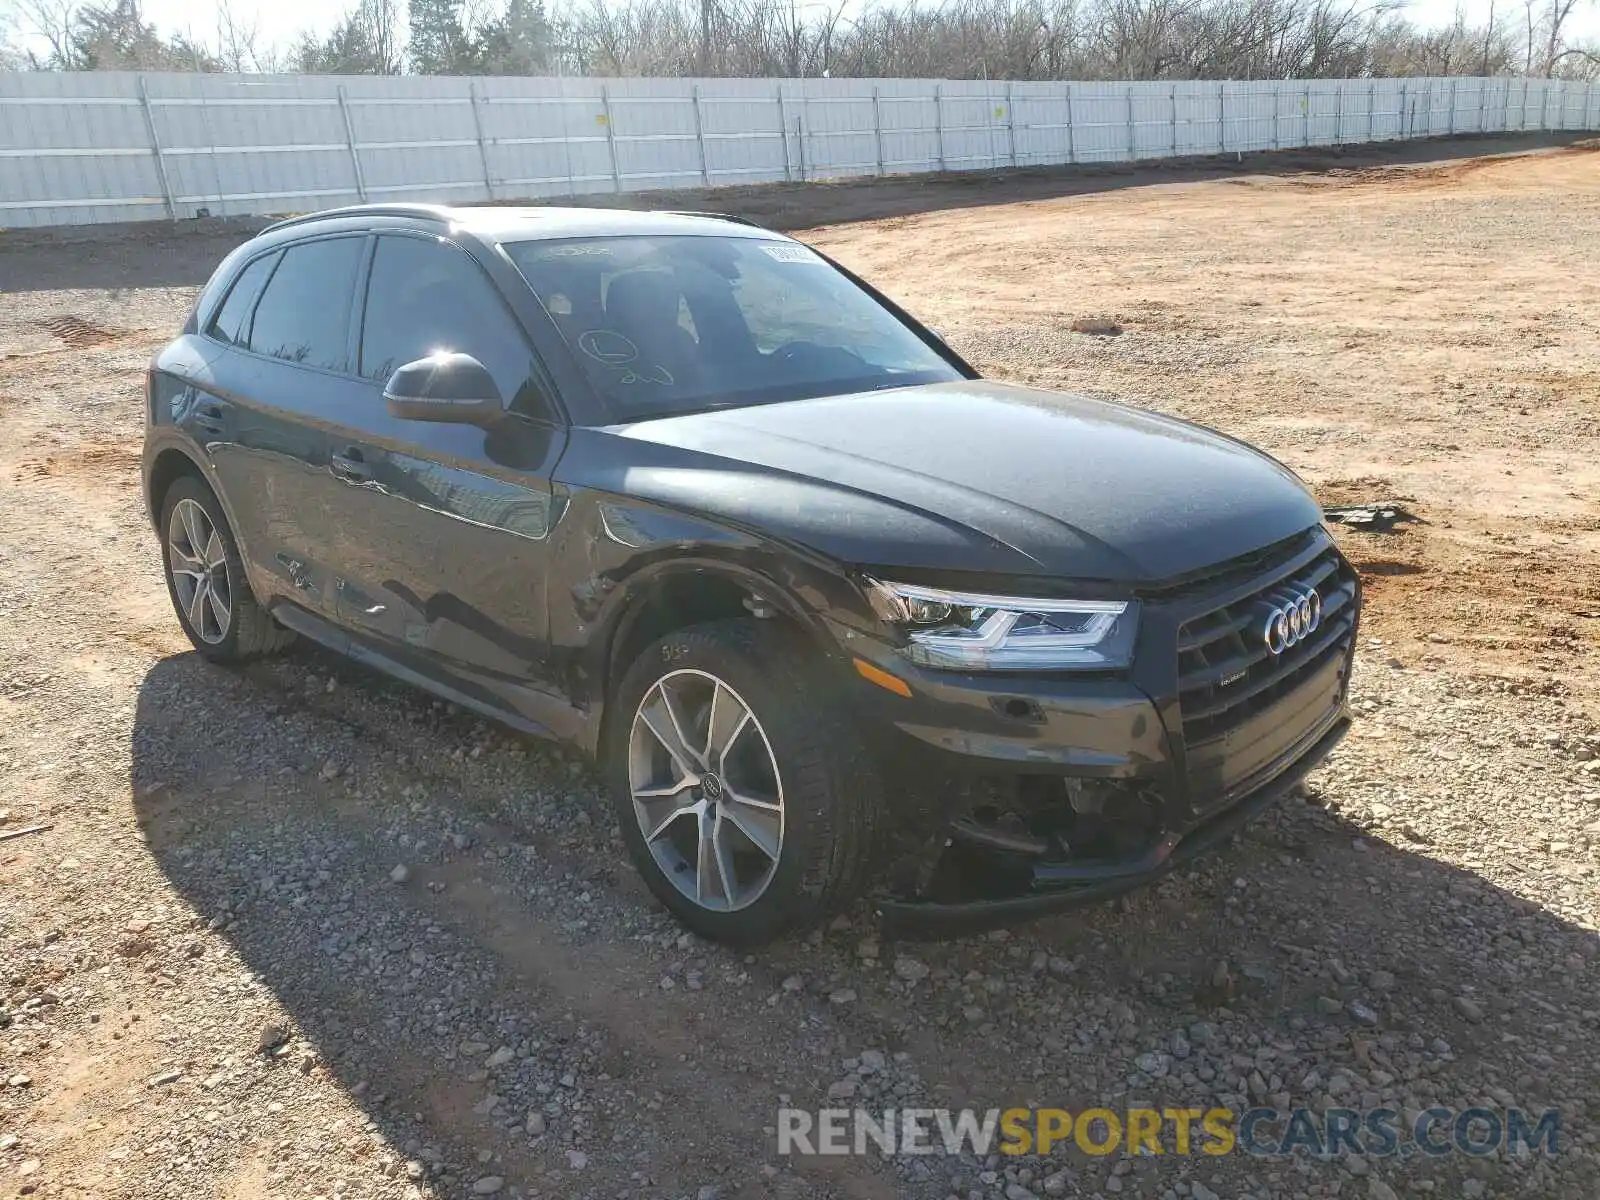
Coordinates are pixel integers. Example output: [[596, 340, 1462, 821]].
[[328, 415, 567, 699], [395, 432, 561, 671]]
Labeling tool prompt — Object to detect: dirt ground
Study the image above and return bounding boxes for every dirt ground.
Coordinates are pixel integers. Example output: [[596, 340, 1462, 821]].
[[2, 136, 1599, 1200]]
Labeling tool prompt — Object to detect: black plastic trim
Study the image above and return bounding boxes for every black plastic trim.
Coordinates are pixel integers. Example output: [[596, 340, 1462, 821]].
[[877, 714, 1350, 939]]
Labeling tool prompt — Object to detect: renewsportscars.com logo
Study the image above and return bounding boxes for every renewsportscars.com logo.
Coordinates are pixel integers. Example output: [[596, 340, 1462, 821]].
[[776, 1106, 1561, 1159]]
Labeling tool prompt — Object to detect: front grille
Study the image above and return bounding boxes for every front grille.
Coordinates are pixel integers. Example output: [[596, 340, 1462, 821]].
[[1176, 547, 1357, 747], [1139, 528, 1318, 604]]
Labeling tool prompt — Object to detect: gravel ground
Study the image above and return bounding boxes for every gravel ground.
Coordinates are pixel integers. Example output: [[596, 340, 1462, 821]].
[[2, 137, 1599, 1200]]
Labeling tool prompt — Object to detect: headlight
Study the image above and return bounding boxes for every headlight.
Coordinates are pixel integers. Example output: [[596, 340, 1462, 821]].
[[864, 579, 1139, 671]]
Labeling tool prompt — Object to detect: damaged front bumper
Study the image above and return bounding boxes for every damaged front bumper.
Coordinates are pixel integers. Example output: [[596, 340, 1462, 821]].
[[849, 529, 1360, 938], [875, 712, 1349, 938]]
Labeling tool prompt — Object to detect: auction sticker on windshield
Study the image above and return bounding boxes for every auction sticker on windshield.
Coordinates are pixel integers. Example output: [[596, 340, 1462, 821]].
[[761, 244, 823, 264]]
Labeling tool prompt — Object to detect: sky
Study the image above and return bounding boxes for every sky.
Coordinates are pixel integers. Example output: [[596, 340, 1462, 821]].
[[20, 0, 1600, 63]]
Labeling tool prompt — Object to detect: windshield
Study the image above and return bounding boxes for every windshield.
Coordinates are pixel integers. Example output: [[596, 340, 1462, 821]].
[[501, 234, 963, 421]]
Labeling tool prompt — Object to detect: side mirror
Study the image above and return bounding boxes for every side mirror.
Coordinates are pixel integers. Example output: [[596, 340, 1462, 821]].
[[383, 353, 502, 425]]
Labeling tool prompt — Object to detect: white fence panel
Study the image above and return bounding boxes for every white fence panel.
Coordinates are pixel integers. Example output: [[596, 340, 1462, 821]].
[[877, 85, 938, 175], [483, 82, 614, 198], [0, 71, 1596, 228]]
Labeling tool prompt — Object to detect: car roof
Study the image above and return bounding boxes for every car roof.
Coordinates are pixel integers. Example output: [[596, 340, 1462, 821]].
[[262, 203, 786, 245]]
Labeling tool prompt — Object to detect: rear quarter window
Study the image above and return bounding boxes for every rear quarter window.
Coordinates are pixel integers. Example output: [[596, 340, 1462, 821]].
[[205, 252, 279, 347]]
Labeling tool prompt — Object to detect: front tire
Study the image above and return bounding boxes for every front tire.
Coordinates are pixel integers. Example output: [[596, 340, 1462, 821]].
[[607, 619, 882, 945], [160, 474, 293, 663]]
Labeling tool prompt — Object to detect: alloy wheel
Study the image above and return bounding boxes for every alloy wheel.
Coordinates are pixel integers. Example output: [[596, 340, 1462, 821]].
[[167, 497, 233, 645], [627, 668, 785, 912]]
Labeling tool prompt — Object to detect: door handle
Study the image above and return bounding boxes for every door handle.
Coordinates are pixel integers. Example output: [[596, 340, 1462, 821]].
[[330, 447, 373, 482], [191, 402, 225, 435]]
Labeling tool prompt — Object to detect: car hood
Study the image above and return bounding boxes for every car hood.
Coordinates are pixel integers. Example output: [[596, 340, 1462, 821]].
[[588, 380, 1322, 584]]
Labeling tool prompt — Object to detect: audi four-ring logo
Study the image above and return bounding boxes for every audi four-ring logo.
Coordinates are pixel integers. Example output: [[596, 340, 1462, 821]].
[[1262, 585, 1322, 655]]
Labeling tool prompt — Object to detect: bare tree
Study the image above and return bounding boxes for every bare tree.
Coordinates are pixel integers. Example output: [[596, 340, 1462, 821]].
[[1541, 0, 1591, 73], [8, 0, 80, 66], [1550, 43, 1600, 76], [555, 0, 1473, 81], [0, 2, 20, 64], [6, 0, 1591, 80], [212, 0, 277, 72]]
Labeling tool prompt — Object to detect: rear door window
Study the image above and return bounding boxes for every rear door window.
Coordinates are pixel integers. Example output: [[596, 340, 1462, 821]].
[[206, 252, 278, 347], [246, 237, 364, 372]]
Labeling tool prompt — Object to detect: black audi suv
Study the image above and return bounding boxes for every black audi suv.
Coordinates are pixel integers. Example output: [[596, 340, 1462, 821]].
[[143, 204, 1358, 944]]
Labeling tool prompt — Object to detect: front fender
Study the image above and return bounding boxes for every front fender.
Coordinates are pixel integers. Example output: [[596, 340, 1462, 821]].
[[546, 488, 874, 746]]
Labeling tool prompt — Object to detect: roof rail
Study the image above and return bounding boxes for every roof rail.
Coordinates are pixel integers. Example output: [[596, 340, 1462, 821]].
[[658, 210, 766, 229], [261, 203, 455, 234]]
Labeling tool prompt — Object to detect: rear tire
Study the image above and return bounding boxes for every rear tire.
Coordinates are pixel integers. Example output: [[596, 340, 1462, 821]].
[[607, 618, 882, 945], [160, 474, 293, 663]]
